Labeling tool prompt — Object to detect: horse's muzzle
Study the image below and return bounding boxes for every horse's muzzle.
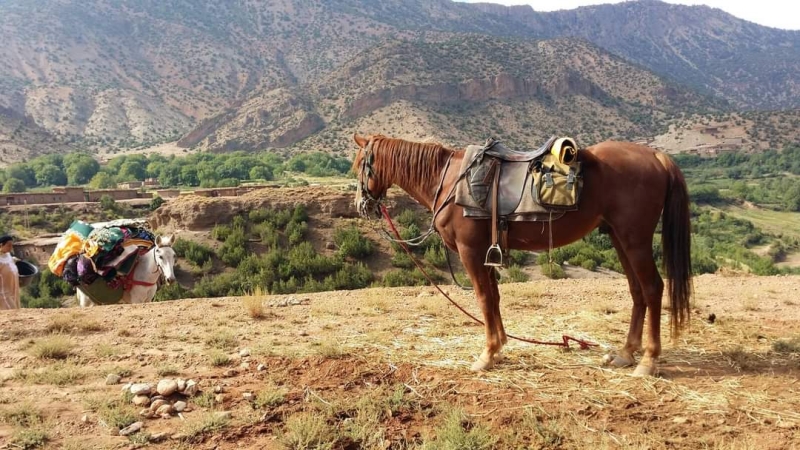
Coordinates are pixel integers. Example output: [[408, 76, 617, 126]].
[[357, 197, 382, 220]]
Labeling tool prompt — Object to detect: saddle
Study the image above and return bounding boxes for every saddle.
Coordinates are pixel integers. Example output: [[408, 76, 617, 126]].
[[454, 137, 583, 266]]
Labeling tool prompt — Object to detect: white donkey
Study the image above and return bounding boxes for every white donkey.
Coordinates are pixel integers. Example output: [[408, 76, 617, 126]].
[[77, 235, 177, 307]]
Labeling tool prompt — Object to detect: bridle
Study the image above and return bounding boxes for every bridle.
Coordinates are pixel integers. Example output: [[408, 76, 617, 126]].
[[355, 136, 459, 247], [356, 138, 384, 219]]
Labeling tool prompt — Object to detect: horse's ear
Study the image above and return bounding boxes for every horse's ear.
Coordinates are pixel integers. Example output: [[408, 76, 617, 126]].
[[155, 235, 163, 247], [354, 133, 368, 149]]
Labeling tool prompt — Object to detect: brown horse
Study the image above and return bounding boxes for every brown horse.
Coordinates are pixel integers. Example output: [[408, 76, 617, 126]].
[[352, 134, 692, 376]]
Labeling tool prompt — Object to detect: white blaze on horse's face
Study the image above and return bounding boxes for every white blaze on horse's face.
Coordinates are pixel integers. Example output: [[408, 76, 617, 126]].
[[155, 235, 177, 285]]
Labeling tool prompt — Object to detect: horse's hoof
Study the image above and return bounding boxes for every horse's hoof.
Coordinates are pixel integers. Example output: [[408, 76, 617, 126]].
[[471, 356, 495, 372], [602, 353, 635, 368], [632, 363, 656, 377]]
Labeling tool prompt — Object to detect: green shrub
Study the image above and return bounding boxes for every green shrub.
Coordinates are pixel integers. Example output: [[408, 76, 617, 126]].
[[173, 238, 215, 267], [334, 226, 374, 259], [502, 265, 529, 283], [541, 263, 567, 279], [381, 269, 427, 287], [211, 224, 232, 242], [423, 241, 447, 268]]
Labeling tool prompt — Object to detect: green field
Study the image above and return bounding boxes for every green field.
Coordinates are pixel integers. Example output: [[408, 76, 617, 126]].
[[718, 205, 800, 240]]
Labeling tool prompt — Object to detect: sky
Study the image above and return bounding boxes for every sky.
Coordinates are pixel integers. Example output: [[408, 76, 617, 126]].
[[456, 0, 800, 30]]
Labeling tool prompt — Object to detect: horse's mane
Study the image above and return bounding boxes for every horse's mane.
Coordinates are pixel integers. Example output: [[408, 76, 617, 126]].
[[371, 135, 455, 188]]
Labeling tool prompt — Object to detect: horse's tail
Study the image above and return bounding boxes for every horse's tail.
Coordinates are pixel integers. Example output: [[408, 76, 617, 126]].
[[656, 153, 693, 337]]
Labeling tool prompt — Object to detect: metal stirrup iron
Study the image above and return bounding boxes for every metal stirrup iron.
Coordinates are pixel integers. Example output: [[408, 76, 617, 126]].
[[485, 164, 503, 267]]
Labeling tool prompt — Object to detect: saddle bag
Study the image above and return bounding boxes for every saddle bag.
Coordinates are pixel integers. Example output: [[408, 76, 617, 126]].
[[532, 153, 582, 210]]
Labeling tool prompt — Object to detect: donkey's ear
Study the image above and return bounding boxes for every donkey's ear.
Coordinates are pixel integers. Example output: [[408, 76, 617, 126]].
[[354, 133, 369, 149], [159, 234, 174, 247]]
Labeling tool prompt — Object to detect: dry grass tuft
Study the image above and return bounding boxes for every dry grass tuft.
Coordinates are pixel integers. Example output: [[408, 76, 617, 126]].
[[13, 361, 85, 386], [182, 413, 230, 443], [207, 350, 231, 367], [30, 336, 74, 360], [11, 427, 49, 449], [422, 408, 497, 450], [46, 313, 105, 334], [772, 338, 800, 354], [242, 286, 268, 319], [205, 332, 237, 351], [278, 412, 338, 450], [1, 403, 43, 427], [255, 386, 288, 409]]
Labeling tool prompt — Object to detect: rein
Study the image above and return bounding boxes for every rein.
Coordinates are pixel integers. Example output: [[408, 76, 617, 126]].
[[380, 204, 597, 350]]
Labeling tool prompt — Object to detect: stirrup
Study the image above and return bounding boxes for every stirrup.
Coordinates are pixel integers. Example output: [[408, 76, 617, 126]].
[[484, 244, 503, 267]]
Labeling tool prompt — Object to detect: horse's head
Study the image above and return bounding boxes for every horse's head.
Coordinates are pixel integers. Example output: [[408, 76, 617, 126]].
[[353, 133, 390, 219], [154, 234, 177, 285]]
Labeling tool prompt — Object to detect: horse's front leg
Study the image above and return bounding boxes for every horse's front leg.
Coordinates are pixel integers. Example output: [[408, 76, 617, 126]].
[[458, 245, 506, 371]]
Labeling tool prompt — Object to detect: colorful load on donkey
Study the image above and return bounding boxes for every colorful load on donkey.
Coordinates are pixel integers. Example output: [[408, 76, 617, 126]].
[[48, 219, 157, 304]]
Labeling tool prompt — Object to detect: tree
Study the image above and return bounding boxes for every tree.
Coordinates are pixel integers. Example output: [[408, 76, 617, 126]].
[[249, 166, 273, 181], [100, 195, 116, 211], [35, 165, 68, 186], [118, 160, 146, 181], [89, 172, 117, 189], [181, 165, 199, 186], [3, 178, 26, 193], [65, 157, 100, 185], [6, 164, 36, 187]]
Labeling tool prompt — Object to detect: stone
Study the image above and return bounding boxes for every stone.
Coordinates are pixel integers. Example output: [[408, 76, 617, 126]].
[[149, 399, 168, 412], [81, 414, 90, 423], [215, 394, 225, 404], [105, 373, 122, 385], [139, 409, 154, 419], [155, 404, 174, 416], [173, 401, 187, 413], [121, 383, 132, 393], [132, 395, 151, 407], [222, 369, 237, 378], [213, 385, 224, 394], [157, 379, 179, 396], [176, 379, 186, 392], [257, 364, 267, 372], [242, 392, 255, 401], [149, 432, 168, 443], [239, 348, 251, 357], [130, 383, 152, 396], [183, 380, 198, 397], [119, 421, 143, 436]]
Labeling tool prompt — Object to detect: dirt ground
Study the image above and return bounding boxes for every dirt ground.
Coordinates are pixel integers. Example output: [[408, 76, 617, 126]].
[[1, 274, 799, 450]]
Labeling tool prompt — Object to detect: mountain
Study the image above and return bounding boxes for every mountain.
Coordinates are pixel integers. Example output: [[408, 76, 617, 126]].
[[0, 106, 78, 166], [469, 0, 800, 109], [194, 35, 717, 154], [0, 0, 797, 163]]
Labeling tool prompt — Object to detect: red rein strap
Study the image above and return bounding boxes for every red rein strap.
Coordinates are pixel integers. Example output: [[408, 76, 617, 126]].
[[380, 205, 597, 350]]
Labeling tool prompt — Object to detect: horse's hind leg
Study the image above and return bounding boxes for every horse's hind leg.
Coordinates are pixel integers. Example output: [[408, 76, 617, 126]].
[[613, 233, 664, 377], [459, 246, 505, 371], [602, 230, 645, 368]]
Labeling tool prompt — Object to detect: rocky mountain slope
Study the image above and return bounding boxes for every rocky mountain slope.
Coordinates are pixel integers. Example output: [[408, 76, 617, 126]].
[[0, 0, 797, 162]]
